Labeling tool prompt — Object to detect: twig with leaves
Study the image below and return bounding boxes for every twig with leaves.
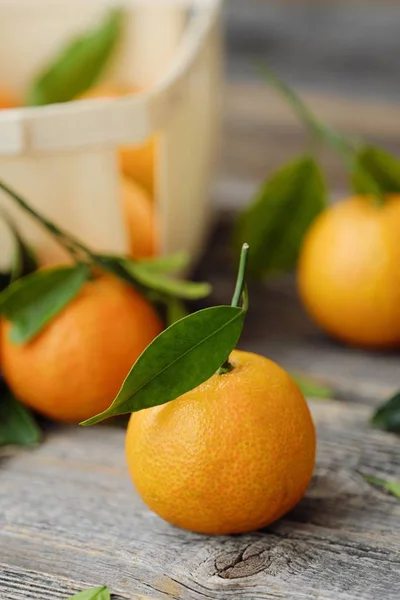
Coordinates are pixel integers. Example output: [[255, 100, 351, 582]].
[[0, 180, 211, 448], [235, 65, 400, 278]]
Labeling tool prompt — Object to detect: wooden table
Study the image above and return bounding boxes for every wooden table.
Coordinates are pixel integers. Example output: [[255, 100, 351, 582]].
[[2, 11, 400, 594], [1, 213, 400, 599]]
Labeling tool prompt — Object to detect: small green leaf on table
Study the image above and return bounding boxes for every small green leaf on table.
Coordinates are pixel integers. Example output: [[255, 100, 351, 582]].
[[371, 392, 400, 434], [66, 586, 110, 600], [82, 305, 246, 425], [0, 385, 41, 447], [234, 156, 326, 278], [352, 146, 400, 195], [0, 264, 90, 344], [362, 474, 400, 500], [290, 372, 334, 399], [27, 9, 124, 106]]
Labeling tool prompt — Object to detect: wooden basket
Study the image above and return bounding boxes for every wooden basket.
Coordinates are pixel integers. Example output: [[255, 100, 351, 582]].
[[0, 0, 222, 267]]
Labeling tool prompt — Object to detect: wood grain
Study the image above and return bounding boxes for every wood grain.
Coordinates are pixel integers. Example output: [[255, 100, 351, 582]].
[[0, 399, 399, 600], [225, 0, 400, 101]]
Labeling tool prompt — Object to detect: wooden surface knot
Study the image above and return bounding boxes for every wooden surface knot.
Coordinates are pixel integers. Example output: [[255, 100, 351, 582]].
[[214, 541, 271, 579]]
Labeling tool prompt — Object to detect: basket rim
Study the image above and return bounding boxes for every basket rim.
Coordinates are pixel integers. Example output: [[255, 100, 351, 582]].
[[0, 0, 222, 156]]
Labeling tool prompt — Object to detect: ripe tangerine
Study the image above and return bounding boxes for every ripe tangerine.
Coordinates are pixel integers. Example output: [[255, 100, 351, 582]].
[[126, 349, 316, 534], [1, 273, 163, 423]]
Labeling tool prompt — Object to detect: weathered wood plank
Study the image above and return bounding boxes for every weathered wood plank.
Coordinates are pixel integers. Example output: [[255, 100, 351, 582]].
[[225, 0, 400, 101], [0, 399, 399, 600], [0, 564, 136, 600]]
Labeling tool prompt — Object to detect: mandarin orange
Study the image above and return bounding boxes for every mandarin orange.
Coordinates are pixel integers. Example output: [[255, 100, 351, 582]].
[[1, 273, 163, 423], [126, 349, 316, 534], [121, 176, 157, 259], [298, 195, 400, 348]]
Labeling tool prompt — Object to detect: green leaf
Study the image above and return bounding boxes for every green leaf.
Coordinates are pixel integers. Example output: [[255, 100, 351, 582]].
[[362, 474, 400, 500], [82, 305, 246, 425], [136, 251, 190, 274], [0, 264, 90, 343], [121, 258, 211, 300], [352, 146, 400, 195], [234, 156, 326, 277], [371, 392, 400, 434], [386, 482, 400, 499], [66, 586, 110, 600], [27, 9, 124, 106], [290, 372, 334, 399], [0, 384, 41, 447], [95, 254, 210, 300], [94, 254, 139, 287]]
